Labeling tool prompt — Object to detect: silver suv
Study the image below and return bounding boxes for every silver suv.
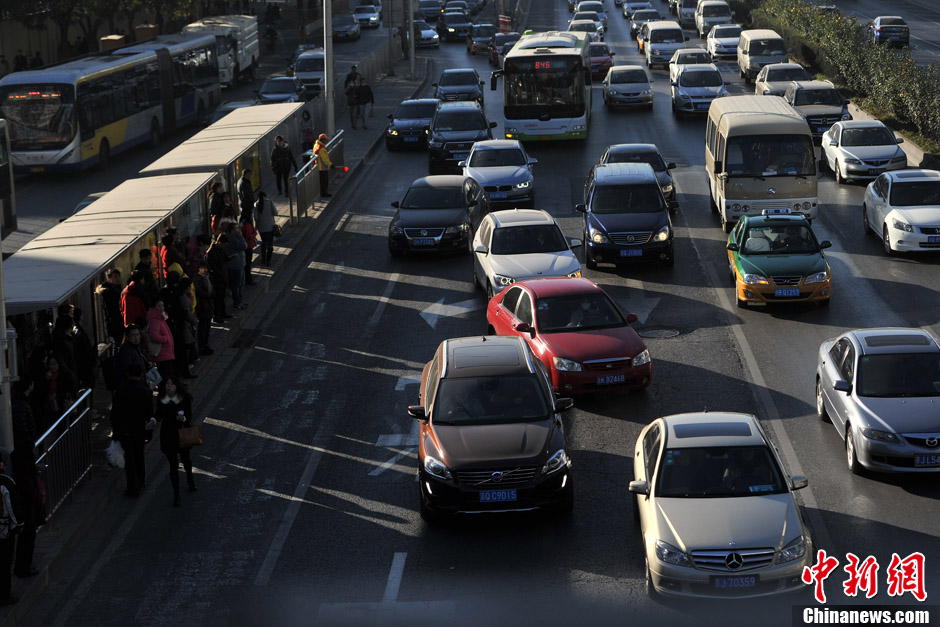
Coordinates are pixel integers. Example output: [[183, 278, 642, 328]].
[[783, 80, 851, 140]]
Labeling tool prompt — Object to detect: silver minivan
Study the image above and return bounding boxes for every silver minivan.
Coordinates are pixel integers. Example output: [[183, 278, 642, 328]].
[[737, 29, 787, 84]]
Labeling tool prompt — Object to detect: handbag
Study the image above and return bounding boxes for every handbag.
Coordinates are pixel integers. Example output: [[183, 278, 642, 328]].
[[145, 366, 162, 388], [148, 340, 162, 357], [106, 439, 125, 468], [178, 425, 204, 448], [273, 223, 282, 238]]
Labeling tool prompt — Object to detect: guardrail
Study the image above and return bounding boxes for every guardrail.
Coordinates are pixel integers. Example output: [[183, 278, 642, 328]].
[[290, 130, 345, 220], [35, 388, 94, 520]]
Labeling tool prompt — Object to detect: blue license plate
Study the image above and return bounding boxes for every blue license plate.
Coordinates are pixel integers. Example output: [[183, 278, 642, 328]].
[[490, 191, 508, 199], [713, 576, 757, 589], [929, 236, 940, 244], [403, 137, 419, 143], [774, 288, 800, 297], [763, 208, 790, 215], [816, 126, 828, 133], [480, 489, 517, 503], [868, 168, 885, 175], [453, 152, 469, 160], [597, 374, 626, 385], [914, 454, 940, 467], [413, 238, 435, 246], [620, 249, 643, 257], [695, 103, 710, 110]]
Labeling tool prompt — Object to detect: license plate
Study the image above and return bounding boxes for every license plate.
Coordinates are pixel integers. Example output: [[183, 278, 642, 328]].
[[452, 152, 469, 159], [868, 168, 885, 175], [539, 135, 554, 140], [620, 249, 643, 257], [763, 208, 789, 215], [816, 126, 828, 133], [413, 238, 435, 246], [480, 489, 517, 503], [596, 373, 626, 385], [490, 191, 508, 199], [29, 166, 44, 173], [914, 454, 940, 467], [929, 236, 940, 244], [404, 137, 419, 143], [713, 575, 758, 589], [695, 103, 710, 110], [774, 288, 800, 297]]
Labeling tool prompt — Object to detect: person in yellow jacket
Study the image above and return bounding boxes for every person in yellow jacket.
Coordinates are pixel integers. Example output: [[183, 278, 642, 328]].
[[314, 133, 333, 198]]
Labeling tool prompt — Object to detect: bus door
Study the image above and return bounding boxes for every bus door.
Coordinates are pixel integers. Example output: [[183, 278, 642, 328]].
[[156, 48, 177, 133]]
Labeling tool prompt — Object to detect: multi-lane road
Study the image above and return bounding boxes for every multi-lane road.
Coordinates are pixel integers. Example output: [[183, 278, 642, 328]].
[[17, 1, 940, 626]]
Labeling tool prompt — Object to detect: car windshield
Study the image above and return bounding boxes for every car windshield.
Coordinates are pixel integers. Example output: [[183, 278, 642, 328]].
[[888, 181, 940, 206], [569, 23, 595, 33], [261, 80, 296, 93], [681, 0, 696, 7], [579, 2, 603, 12], [856, 353, 940, 397], [433, 111, 485, 131], [414, 20, 431, 30], [294, 57, 324, 72], [333, 15, 357, 26], [440, 72, 477, 86], [633, 10, 660, 21], [702, 5, 731, 17], [491, 224, 569, 254], [395, 102, 437, 118], [841, 127, 896, 147], [354, 5, 376, 12], [675, 51, 710, 64], [400, 186, 464, 209], [433, 375, 549, 425], [606, 150, 666, 171], [794, 88, 842, 107], [469, 148, 526, 167], [473, 25, 497, 38], [649, 29, 684, 43], [535, 293, 625, 332], [713, 26, 741, 38], [766, 67, 810, 82], [741, 224, 818, 254], [494, 33, 521, 46], [589, 44, 611, 57], [609, 70, 649, 85], [443, 13, 466, 25], [679, 69, 722, 87], [726, 134, 816, 177], [749, 40, 787, 56], [656, 446, 787, 498], [592, 184, 666, 214]]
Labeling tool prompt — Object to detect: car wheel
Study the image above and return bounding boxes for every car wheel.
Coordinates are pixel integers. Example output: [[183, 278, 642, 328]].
[[818, 297, 830, 308], [883, 225, 896, 256], [632, 492, 640, 523], [645, 555, 660, 600], [646, 56, 651, 68], [862, 204, 870, 232], [818, 154, 828, 172], [386, 139, 395, 152], [558, 480, 574, 516], [722, 216, 733, 233], [674, 108, 683, 120], [845, 424, 864, 475], [709, 192, 719, 214], [834, 160, 845, 184], [486, 282, 495, 300], [148, 118, 161, 148], [736, 295, 747, 309], [816, 378, 830, 422], [728, 263, 736, 286], [98, 139, 111, 169], [585, 246, 597, 270], [486, 324, 496, 336], [743, 72, 751, 86], [663, 250, 674, 268], [389, 243, 403, 258], [606, 102, 613, 112]]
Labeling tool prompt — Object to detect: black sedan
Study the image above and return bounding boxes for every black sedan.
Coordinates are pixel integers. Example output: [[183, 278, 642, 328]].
[[332, 14, 362, 41], [388, 175, 488, 256], [433, 68, 484, 104], [385, 99, 438, 150], [256, 76, 308, 103]]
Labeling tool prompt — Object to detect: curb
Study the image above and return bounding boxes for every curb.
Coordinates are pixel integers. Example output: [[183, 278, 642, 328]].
[[847, 102, 928, 169]]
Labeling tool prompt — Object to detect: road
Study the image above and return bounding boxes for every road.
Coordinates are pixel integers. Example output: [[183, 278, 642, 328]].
[[17, 1, 940, 626], [829, 0, 940, 67]]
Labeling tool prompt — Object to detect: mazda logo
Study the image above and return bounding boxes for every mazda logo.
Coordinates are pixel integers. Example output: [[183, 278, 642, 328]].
[[626, 235, 635, 243], [768, 188, 777, 195], [927, 437, 939, 448], [726, 553, 744, 570], [420, 229, 428, 236], [491, 472, 503, 483]]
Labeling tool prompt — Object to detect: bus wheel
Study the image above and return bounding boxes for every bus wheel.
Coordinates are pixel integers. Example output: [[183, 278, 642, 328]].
[[98, 139, 111, 169], [149, 119, 161, 148], [197, 102, 206, 126], [247, 61, 256, 82], [233, 64, 240, 87]]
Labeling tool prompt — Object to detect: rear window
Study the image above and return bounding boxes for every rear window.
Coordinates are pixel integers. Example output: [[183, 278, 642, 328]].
[[649, 28, 683, 43], [881, 17, 906, 26], [749, 39, 786, 56], [294, 57, 324, 72], [591, 184, 666, 214]]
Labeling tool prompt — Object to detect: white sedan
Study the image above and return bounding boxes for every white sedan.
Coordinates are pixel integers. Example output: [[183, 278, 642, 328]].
[[472, 209, 583, 299], [863, 169, 940, 255], [668, 47, 710, 84], [705, 24, 741, 60], [821, 120, 907, 184]]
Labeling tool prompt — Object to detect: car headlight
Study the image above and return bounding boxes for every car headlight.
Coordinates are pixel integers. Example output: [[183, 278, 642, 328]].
[[387, 129, 399, 136], [389, 224, 403, 236], [573, 124, 586, 131], [639, 89, 652, 96], [633, 349, 651, 367], [655, 540, 691, 566], [805, 271, 828, 284], [844, 158, 862, 165], [661, 183, 674, 194], [652, 225, 670, 242], [541, 449, 570, 475], [677, 93, 691, 103], [553, 356, 582, 372], [432, 34, 440, 40], [428, 138, 443, 148], [743, 273, 770, 285], [505, 126, 518, 134], [445, 222, 470, 234], [860, 427, 900, 443], [802, 201, 813, 211], [423, 455, 453, 480], [892, 218, 913, 232], [891, 155, 906, 163], [494, 273, 515, 286], [777, 536, 807, 564], [448, 27, 455, 32], [514, 180, 531, 189], [567, 269, 582, 277], [589, 225, 609, 244]]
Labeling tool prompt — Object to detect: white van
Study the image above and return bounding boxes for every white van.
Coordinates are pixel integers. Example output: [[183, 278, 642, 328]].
[[737, 29, 788, 84], [642, 21, 688, 69], [694, 0, 733, 39]]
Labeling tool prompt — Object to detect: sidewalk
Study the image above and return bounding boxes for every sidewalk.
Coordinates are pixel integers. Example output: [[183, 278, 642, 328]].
[[0, 53, 431, 627]]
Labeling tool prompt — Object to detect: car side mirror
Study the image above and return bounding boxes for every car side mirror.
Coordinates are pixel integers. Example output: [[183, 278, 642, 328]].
[[828, 140, 838, 147], [684, 36, 689, 41], [387, 113, 394, 119], [670, 80, 677, 87], [568, 237, 583, 248], [628, 480, 649, 495], [724, 80, 731, 85], [819, 240, 832, 249], [726, 242, 739, 251], [490, 72, 499, 90], [556, 397, 575, 412], [473, 243, 487, 254], [489, 121, 498, 128], [432, 82, 438, 87], [610, 51, 615, 56], [897, 137, 904, 144], [575, 203, 586, 213], [626, 313, 639, 324], [790, 475, 808, 491], [514, 321, 535, 337], [834, 379, 852, 394], [458, 160, 466, 167], [391, 201, 400, 208], [479, 80, 485, 86], [714, 160, 723, 173], [468, 199, 478, 207], [254, 90, 260, 96], [528, 157, 538, 166], [763, 89, 772, 95], [667, 162, 676, 169], [407, 405, 426, 419]]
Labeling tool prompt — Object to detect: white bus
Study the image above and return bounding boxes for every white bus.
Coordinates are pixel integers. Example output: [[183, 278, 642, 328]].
[[491, 31, 593, 141], [182, 15, 260, 86], [0, 33, 220, 173]]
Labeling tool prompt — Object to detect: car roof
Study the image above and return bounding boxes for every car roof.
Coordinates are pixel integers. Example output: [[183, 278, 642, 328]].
[[441, 68, 478, 76], [673, 47, 708, 55], [490, 209, 556, 228], [593, 162, 658, 185], [762, 62, 804, 71], [883, 169, 940, 183], [609, 64, 646, 73], [297, 49, 324, 59], [678, 63, 720, 73], [569, 19, 597, 26], [471, 139, 522, 150], [875, 15, 904, 21], [790, 80, 836, 90], [409, 175, 466, 189], [836, 120, 888, 130], [607, 143, 661, 155], [263, 76, 297, 83], [743, 213, 809, 228], [517, 277, 603, 298], [440, 336, 537, 379], [646, 20, 682, 29], [661, 412, 767, 449], [435, 100, 483, 111], [849, 328, 940, 355], [399, 98, 440, 107]]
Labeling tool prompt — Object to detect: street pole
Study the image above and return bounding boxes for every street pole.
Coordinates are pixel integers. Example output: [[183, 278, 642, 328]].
[[0, 251, 14, 455], [386, 0, 396, 76], [407, 0, 414, 80], [324, 0, 335, 136]]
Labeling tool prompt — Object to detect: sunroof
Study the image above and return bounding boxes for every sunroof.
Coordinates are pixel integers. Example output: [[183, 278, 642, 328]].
[[865, 334, 930, 347], [673, 422, 752, 438]]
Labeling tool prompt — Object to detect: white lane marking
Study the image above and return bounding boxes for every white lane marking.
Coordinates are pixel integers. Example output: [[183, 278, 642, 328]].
[[371, 421, 420, 477], [395, 375, 420, 391], [383, 552, 407, 603], [420, 297, 483, 329], [370, 273, 400, 327]]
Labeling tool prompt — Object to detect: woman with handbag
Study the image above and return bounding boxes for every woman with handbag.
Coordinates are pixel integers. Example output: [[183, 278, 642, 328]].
[[156, 376, 198, 507]]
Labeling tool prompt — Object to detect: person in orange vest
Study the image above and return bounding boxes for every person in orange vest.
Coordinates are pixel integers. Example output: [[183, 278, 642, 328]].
[[314, 134, 333, 198]]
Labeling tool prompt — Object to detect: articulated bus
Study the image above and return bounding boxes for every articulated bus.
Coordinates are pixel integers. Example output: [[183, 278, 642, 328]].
[[491, 31, 593, 141], [0, 119, 15, 237], [0, 33, 220, 173]]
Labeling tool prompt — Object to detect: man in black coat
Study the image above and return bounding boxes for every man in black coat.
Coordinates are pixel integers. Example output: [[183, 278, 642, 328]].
[[110, 363, 152, 497], [270, 135, 297, 196], [205, 233, 231, 322], [236, 169, 254, 216], [95, 268, 124, 344]]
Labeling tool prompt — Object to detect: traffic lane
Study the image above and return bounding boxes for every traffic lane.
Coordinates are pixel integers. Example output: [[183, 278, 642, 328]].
[[836, 0, 940, 63]]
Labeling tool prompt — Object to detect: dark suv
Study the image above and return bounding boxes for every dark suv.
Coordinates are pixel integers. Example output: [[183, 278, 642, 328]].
[[433, 68, 485, 104], [438, 11, 473, 40], [387, 175, 487, 256], [427, 101, 497, 174], [409, 335, 575, 521]]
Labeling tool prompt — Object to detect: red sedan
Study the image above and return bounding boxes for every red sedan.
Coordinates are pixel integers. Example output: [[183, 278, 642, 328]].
[[486, 277, 652, 394], [588, 42, 615, 79]]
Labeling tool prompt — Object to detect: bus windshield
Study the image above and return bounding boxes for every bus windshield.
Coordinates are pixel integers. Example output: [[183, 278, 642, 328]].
[[0, 83, 76, 151], [725, 134, 815, 177], [504, 56, 586, 120]]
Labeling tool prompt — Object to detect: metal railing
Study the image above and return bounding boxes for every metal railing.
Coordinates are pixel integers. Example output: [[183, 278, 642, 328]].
[[35, 388, 94, 520], [291, 130, 345, 220]]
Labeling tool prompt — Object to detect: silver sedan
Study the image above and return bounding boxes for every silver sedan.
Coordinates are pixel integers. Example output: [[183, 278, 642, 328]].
[[820, 120, 907, 184], [816, 327, 940, 474], [460, 140, 536, 207]]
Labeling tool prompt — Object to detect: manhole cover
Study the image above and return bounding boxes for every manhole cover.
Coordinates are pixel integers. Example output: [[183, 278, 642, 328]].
[[638, 329, 680, 339]]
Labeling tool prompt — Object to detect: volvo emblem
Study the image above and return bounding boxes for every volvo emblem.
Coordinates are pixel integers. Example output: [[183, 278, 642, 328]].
[[491, 471, 504, 483], [768, 188, 777, 195], [606, 363, 613, 369], [420, 229, 428, 236], [626, 235, 635, 243], [726, 553, 744, 570], [927, 437, 939, 448]]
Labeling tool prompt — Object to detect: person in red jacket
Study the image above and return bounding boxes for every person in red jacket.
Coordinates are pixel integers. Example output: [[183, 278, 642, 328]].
[[240, 208, 258, 286], [146, 300, 176, 380], [120, 271, 148, 328], [160, 228, 186, 278]]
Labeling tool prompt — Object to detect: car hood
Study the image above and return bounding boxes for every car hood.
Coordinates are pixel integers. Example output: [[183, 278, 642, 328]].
[[490, 251, 580, 280], [677, 84, 725, 98], [737, 252, 828, 277], [796, 105, 843, 117], [472, 36, 491, 43], [395, 207, 466, 228], [433, 420, 553, 466], [354, 10, 378, 17], [761, 81, 790, 96], [434, 129, 489, 141], [465, 165, 531, 185], [591, 211, 667, 233], [891, 205, 940, 226], [437, 84, 481, 96], [335, 24, 359, 32], [713, 36, 740, 46], [854, 397, 940, 433], [655, 493, 801, 552], [259, 93, 297, 103], [608, 82, 650, 93], [419, 27, 437, 36], [390, 118, 431, 131], [541, 327, 646, 361], [839, 145, 903, 162]]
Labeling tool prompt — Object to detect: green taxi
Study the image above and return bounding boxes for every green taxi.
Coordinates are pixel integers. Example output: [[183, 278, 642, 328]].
[[726, 210, 832, 308]]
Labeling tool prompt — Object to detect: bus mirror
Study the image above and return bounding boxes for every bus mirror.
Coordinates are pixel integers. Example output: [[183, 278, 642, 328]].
[[667, 162, 676, 169], [575, 204, 586, 213], [820, 240, 832, 249], [489, 121, 498, 128], [714, 160, 723, 173], [490, 71, 500, 91]]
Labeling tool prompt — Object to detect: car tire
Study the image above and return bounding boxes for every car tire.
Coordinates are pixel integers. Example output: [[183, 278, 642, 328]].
[[663, 250, 674, 268], [743, 71, 751, 85], [835, 161, 845, 185], [389, 243, 403, 258], [632, 492, 640, 523], [149, 118, 161, 148], [816, 378, 830, 422], [818, 297, 831, 308], [862, 204, 870, 233], [818, 154, 828, 172], [419, 489, 441, 523], [709, 192, 719, 214], [585, 246, 597, 270], [98, 139, 111, 169], [845, 424, 864, 476], [486, 282, 495, 300], [882, 225, 896, 256], [558, 480, 574, 516], [736, 295, 747, 309], [722, 216, 733, 233], [645, 555, 661, 600]]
